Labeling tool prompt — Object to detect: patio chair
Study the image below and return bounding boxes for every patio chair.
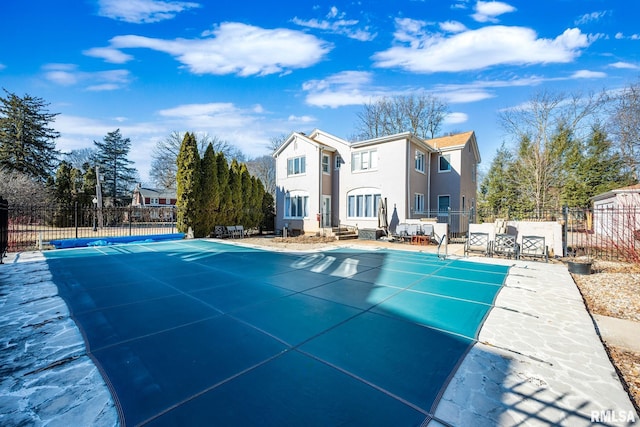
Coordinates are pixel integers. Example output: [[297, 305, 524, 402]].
[[492, 233, 519, 259], [464, 232, 491, 257], [212, 225, 228, 238], [235, 225, 245, 238], [411, 223, 434, 245], [392, 223, 410, 242], [520, 235, 548, 262]]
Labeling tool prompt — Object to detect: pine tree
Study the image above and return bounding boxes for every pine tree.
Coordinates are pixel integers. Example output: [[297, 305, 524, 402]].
[[176, 132, 201, 234], [199, 143, 219, 236], [479, 144, 519, 214], [0, 89, 60, 181], [94, 129, 138, 203]]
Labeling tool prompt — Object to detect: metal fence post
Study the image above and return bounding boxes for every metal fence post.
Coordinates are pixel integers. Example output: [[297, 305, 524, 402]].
[[129, 206, 132, 236], [0, 196, 8, 263]]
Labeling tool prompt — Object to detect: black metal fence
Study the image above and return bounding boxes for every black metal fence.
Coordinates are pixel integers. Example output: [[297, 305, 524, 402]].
[[415, 206, 640, 263], [6, 203, 178, 253]]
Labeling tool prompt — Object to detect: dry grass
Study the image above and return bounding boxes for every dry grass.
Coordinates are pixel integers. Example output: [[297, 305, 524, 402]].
[[572, 260, 640, 412]]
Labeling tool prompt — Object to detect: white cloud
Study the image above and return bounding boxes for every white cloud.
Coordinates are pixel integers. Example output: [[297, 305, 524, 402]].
[[302, 71, 380, 108], [373, 21, 592, 73], [575, 11, 608, 26], [106, 22, 331, 76], [292, 7, 376, 41], [83, 47, 134, 64], [615, 32, 624, 39], [444, 112, 468, 124], [288, 115, 316, 123], [439, 21, 467, 33], [43, 64, 131, 90], [471, 1, 516, 23], [571, 69, 606, 79], [97, 0, 201, 24], [610, 61, 640, 70]]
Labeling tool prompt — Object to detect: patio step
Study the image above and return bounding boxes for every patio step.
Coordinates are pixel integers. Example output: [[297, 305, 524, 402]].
[[332, 227, 358, 241]]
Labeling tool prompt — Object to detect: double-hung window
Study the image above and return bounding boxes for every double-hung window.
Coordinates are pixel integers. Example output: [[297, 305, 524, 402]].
[[322, 154, 330, 174], [351, 149, 378, 172], [415, 150, 425, 173], [287, 156, 306, 176]]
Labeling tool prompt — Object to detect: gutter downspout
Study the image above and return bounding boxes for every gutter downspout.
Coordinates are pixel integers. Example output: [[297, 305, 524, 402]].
[[406, 139, 411, 220], [319, 146, 323, 233]]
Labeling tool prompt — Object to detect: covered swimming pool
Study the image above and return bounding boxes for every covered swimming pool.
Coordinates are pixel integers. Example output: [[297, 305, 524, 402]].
[[44, 239, 510, 426]]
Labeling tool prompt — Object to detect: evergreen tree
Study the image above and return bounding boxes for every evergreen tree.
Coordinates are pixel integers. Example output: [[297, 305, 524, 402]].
[[199, 143, 219, 236], [479, 144, 518, 213], [94, 129, 138, 203], [0, 89, 60, 181], [228, 160, 243, 224], [239, 163, 252, 227], [176, 132, 201, 234], [251, 177, 266, 229], [260, 191, 276, 233], [562, 125, 633, 207], [216, 152, 231, 225]]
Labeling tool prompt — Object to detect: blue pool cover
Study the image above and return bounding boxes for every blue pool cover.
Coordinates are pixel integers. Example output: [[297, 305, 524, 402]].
[[44, 240, 510, 426], [49, 233, 185, 249]]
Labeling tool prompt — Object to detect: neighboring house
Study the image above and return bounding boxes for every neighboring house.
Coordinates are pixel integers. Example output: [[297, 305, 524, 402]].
[[131, 185, 177, 220], [272, 129, 480, 235], [592, 183, 640, 237]]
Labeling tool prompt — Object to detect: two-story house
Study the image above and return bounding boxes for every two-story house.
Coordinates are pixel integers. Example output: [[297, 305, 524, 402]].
[[273, 129, 480, 235], [131, 185, 177, 220]]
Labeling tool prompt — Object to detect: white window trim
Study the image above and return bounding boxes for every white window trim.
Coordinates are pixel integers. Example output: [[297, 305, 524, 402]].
[[351, 149, 378, 173], [415, 150, 425, 174], [287, 156, 306, 177], [322, 154, 330, 175], [438, 154, 451, 173]]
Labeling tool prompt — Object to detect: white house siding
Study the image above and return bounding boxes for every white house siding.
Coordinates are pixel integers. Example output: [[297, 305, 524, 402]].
[[339, 139, 409, 229], [459, 140, 478, 212], [275, 135, 321, 234]]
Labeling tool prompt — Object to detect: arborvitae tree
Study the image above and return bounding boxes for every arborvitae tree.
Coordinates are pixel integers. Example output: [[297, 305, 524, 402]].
[[94, 129, 138, 203], [52, 161, 84, 226], [176, 132, 201, 234], [216, 152, 231, 225], [199, 143, 219, 236], [228, 160, 243, 224], [0, 89, 60, 181], [250, 176, 266, 229], [239, 163, 252, 226], [260, 191, 276, 233]]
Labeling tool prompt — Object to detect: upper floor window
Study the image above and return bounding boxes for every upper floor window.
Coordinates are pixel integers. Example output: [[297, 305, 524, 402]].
[[322, 154, 330, 174], [352, 149, 378, 172], [151, 197, 159, 204], [438, 154, 451, 172], [415, 150, 425, 173], [472, 164, 476, 183], [287, 156, 306, 176], [335, 155, 342, 170]]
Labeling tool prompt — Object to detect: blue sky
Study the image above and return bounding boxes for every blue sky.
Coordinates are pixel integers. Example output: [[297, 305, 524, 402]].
[[2, 0, 639, 183]]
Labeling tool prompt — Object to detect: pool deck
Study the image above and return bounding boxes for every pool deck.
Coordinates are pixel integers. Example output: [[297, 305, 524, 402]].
[[0, 241, 638, 426]]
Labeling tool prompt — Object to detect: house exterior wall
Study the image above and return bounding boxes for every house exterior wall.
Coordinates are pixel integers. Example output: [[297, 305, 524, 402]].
[[275, 135, 321, 233], [338, 139, 409, 229], [273, 130, 479, 235], [429, 149, 461, 211], [459, 140, 478, 211]]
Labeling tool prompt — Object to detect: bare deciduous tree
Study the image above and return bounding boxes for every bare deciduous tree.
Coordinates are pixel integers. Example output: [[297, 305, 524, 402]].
[[150, 131, 244, 189], [608, 80, 640, 181], [355, 93, 449, 140], [499, 90, 606, 213]]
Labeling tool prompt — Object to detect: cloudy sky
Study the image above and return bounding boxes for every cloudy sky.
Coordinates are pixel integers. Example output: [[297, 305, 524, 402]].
[[2, 0, 638, 182]]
